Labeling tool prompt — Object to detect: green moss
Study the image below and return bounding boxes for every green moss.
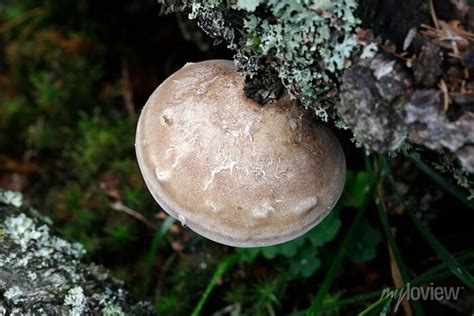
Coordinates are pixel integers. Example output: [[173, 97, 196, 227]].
[[69, 111, 135, 180]]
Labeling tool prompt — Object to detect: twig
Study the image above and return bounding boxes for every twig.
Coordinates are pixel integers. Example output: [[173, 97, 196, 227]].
[[438, 79, 451, 111], [0, 154, 40, 174], [378, 179, 414, 316], [109, 201, 156, 230], [0, 7, 45, 34], [428, 0, 440, 30], [18, 13, 44, 41], [421, 21, 473, 58], [121, 57, 136, 117]]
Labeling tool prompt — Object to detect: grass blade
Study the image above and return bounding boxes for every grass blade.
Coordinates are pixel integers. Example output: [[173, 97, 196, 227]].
[[306, 163, 381, 315], [379, 296, 395, 316], [143, 216, 175, 293], [376, 180, 424, 315], [384, 157, 474, 290], [414, 251, 474, 284], [358, 296, 389, 316], [320, 290, 383, 311], [358, 262, 474, 316], [320, 261, 474, 312], [191, 253, 240, 316], [407, 154, 473, 209], [407, 210, 474, 289]]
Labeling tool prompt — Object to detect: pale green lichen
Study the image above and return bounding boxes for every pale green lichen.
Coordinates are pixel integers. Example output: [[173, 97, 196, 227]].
[[189, 1, 237, 50], [0, 199, 155, 315], [4, 286, 23, 305], [27, 271, 37, 281], [102, 304, 126, 316], [397, 146, 474, 199], [454, 172, 474, 200], [1, 212, 85, 283], [91, 289, 131, 315], [240, 0, 361, 119], [186, 0, 362, 120], [361, 42, 379, 59], [335, 119, 350, 130], [0, 190, 23, 207], [235, 0, 262, 12], [64, 286, 87, 316], [4, 214, 43, 251], [3, 213, 85, 258], [434, 154, 474, 200]]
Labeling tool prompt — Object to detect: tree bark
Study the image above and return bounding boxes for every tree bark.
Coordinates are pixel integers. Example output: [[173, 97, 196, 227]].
[[160, 0, 474, 195], [0, 191, 156, 316]]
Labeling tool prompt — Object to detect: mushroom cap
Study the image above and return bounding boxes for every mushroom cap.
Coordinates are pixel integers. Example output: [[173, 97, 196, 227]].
[[135, 60, 346, 247]]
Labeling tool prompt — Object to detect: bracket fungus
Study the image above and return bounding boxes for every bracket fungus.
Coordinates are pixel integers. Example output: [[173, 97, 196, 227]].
[[135, 60, 346, 247]]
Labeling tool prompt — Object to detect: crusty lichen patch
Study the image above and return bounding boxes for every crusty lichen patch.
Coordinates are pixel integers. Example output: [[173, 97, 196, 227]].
[[168, 0, 364, 120], [64, 287, 87, 315], [0, 189, 156, 315], [0, 191, 23, 208]]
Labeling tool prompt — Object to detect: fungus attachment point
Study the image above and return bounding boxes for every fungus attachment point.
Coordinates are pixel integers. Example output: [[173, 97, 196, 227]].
[[135, 60, 346, 247]]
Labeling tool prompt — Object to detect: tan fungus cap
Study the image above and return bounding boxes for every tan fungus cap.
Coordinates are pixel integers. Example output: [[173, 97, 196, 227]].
[[135, 60, 346, 247]]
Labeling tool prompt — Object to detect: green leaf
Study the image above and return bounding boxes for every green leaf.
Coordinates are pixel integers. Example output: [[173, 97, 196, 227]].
[[105, 222, 137, 244], [279, 237, 306, 257], [307, 211, 341, 247], [319, 253, 474, 313], [342, 171, 376, 208], [240, 247, 260, 263], [348, 221, 382, 263], [289, 246, 321, 278], [318, 259, 474, 312], [191, 253, 240, 316], [375, 180, 424, 315], [262, 239, 298, 259], [261, 245, 279, 259], [143, 216, 176, 293], [306, 159, 382, 315], [249, 234, 306, 260]]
